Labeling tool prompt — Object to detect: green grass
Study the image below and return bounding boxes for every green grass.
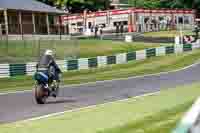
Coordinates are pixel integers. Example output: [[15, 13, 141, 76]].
[[1, 48, 200, 93], [1, 82, 200, 133], [0, 39, 164, 63], [99, 101, 191, 133], [143, 30, 194, 38]]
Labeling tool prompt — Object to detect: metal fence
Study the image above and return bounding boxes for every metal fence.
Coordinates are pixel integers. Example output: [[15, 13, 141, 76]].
[[0, 24, 68, 35], [0, 38, 80, 64], [0, 23, 197, 64], [0, 23, 195, 37]]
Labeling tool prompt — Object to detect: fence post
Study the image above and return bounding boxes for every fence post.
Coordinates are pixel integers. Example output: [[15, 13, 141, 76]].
[[0, 24, 2, 40], [19, 11, 24, 40], [32, 13, 36, 35], [58, 16, 62, 40], [4, 10, 8, 36], [46, 13, 50, 35], [38, 39, 41, 61]]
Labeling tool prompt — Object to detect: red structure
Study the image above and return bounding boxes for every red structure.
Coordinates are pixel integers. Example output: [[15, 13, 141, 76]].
[[62, 8, 195, 34]]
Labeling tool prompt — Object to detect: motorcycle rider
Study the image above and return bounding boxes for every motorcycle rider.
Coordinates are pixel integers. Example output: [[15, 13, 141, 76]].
[[37, 49, 62, 97]]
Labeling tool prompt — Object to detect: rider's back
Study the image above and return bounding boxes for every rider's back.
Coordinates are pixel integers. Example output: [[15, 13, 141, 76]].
[[38, 55, 54, 68]]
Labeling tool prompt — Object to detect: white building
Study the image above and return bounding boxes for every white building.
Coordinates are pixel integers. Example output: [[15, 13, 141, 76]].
[[62, 8, 195, 34]]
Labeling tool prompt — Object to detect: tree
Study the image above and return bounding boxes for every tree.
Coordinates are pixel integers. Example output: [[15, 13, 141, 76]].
[[160, 0, 200, 9], [37, 0, 111, 13], [38, 0, 200, 14], [37, 0, 55, 6], [126, 0, 161, 8]]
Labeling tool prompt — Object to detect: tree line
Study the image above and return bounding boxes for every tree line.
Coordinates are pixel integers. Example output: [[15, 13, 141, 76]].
[[38, 0, 200, 13], [125, 0, 200, 10], [38, 0, 110, 13]]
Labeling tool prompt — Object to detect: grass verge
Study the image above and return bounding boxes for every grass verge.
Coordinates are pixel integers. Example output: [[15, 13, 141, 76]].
[[1, 48, 200, 93], [143, 30, 194, 38], [1, 82, 200, 133], [0, 39, 164, 63]]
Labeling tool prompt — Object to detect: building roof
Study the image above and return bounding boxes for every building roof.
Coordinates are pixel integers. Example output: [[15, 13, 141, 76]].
[[111, 0, 120, 4], [0, 0, 65, 14]]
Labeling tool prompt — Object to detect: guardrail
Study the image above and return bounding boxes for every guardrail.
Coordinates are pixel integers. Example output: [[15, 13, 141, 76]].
[[173, 98, 200, 133], [0, 43, 199, 78]]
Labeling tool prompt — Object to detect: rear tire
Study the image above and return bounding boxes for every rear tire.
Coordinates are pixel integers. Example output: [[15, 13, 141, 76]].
[[35, 84, 47, 104]]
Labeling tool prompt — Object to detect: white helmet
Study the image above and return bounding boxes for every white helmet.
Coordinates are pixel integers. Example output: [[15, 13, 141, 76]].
[[44, 49, 53, 56]]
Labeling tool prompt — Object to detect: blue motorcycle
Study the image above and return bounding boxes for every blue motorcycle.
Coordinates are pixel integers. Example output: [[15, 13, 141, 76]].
[[34, 66, 59, 104]]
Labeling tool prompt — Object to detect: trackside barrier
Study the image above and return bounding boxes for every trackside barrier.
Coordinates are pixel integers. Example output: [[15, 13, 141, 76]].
[[146, 48, 156, 58], [126, 52, 136, 61], [57, 60, 67, 72], [116, 53, 127, 64], [0, 43, 199, 78], [136, 50, 146, 60], [26, 62, 37, 76], [88, 58, 98, 68], [97, 56, 107, 67], [166, 46, 175, 54], [173, 97, 200, 133], [78, 58, 89, 70], [9, 64, 26, 76], [0, 64, 9, 78]]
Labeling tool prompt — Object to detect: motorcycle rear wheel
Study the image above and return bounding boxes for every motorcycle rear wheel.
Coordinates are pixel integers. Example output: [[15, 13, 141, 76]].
[[35, 84, 47, 104]]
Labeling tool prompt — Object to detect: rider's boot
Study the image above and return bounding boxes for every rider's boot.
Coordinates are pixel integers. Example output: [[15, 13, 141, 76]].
[[51, 80, 57, 98]]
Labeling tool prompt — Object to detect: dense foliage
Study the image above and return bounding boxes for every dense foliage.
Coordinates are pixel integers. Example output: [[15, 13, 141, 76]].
[[126, 0, 200, 10], [38, 0, 110, 13], [38, 0, 200, 13]]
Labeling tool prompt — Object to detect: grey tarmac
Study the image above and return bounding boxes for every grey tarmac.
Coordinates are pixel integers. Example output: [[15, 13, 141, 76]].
[[1, 63, 200, 124]]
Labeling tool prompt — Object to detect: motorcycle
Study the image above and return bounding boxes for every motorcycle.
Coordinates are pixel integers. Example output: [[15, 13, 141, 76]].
[[34, 66, 60, 104]]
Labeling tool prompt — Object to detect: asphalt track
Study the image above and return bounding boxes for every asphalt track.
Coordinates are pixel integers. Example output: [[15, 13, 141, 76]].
[[1, 62, 200, 124]]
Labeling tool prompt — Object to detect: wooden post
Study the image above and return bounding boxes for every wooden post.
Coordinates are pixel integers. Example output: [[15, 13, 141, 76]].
[[0, 24, 2, 40], [59, 16, 62, 40], [64, 23, 67, 35], [57, 16, 61, 35], [18, 11, 23, 39], [183, 15, 185, 30], [83, 10, 87, 31], [19, 11, 22, 34], [46, 13, 50, 34], [106, 10, 110, 25], [4, 10, 8, 35], [177, 16, 180, 30], [171, 13, 176, 30], [32, 13, 36, 34], [0, 24, 2, 35]]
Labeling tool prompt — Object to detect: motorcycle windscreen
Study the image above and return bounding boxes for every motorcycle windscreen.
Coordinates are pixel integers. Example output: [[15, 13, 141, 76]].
[[34, 72, 49, 83]]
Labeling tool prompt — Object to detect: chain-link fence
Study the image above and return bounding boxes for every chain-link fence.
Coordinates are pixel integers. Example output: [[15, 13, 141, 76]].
[[0, 22, 198, 64], [0, 22, 196, 37], [0, 23, 69, 37], [0, 38, 80, 64], [93, 24, 196, 43]]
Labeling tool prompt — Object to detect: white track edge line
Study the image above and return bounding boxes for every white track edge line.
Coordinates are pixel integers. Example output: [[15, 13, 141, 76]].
[[0, 61, 199, 96], [23, 91, 160, 122]]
